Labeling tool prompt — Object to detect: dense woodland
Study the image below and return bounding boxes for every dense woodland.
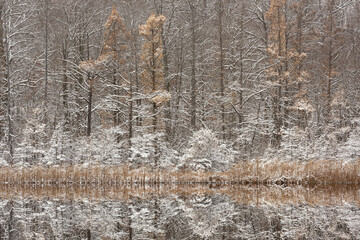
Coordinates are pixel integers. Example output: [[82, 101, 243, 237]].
[[0, 0, 359, 168]]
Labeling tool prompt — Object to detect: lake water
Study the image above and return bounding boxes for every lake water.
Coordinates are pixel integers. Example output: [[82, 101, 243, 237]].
[[0, 185, 359, 239]]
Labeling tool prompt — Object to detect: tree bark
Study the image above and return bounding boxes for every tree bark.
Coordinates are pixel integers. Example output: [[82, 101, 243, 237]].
[[189, 2, 197, 131], [87, 79, 92, 137], [217, 0, 226, 140]]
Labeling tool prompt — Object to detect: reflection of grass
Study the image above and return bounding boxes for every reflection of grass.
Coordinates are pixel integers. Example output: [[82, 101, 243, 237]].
[[0, 184, 358, 206], [0, 159, 359, 186]]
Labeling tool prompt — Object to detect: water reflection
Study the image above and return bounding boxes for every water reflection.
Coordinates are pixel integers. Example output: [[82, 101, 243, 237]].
[[0, 185, 359, 239]]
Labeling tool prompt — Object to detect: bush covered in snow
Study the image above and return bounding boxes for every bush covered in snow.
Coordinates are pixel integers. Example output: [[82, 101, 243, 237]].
[[130, 133, 179, 168], [180, 129, 236, 171]]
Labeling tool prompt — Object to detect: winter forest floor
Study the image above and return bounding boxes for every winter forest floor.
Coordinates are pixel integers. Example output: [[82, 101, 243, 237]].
[[0, 159, 359, 187]]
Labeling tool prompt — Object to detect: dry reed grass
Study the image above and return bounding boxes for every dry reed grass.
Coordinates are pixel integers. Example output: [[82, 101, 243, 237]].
[[0, 159, 359, 186], [225, 159, 360, 186]]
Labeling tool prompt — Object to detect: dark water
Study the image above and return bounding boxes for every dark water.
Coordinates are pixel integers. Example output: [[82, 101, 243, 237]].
[[0, 185, 359, 240]]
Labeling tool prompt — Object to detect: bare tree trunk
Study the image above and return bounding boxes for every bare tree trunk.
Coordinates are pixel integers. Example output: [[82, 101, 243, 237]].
[[8, 201, 14, 240], [86, 33, 92, 137], [294, 1, 307, 129], [0, 1, 5, 142], [189, 2, 197, 130], [326, 14, 333, 123], [162, 34, 171, 142], [62, 42, 69, 131], [237, 1, 245, 126], [217, 0, 226, 139], [151, 35, 159, 166], [4, 13, 13, 160], [86, 229, 91, 240], [129, 217, 133, 240], [133, 32, 141, 127], [6, 54, 13, 160], [44, 0, 49, 122], [129, 73, 133, 145], [172, 33, 184, 138], [112, 69, 121, 143], [87, 79, 92, 137]]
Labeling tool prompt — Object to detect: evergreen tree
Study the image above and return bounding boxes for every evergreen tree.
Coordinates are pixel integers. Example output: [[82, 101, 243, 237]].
[[99, 6, 132, 143], [139, 13, 169, 166], [266, 0, 306, 147]]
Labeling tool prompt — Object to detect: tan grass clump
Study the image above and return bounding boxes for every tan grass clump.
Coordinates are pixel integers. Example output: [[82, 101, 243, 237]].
[[0, 159, 358, 186]]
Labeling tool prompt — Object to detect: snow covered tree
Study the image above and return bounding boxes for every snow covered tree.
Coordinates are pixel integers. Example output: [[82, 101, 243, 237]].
[[188, 1, 197, 131], [0, 0, 7, 160], [0, 0, 38, 164], [266, 0, 288, 148], [98, 6, 132, 143], [58, 0, 105, 138], [320, 0, 344, 124], [288, 0, 314, 129], [266, 0, 307, 147], [78, 60, 98, 137]]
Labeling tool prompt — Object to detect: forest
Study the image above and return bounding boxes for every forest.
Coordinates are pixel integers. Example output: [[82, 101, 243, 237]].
[[0, 0, 359, 179]]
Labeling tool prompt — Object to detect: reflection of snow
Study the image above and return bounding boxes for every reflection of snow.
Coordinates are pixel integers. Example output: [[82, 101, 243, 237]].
[[131, 208, 157, 234], [179, 195, 235, 238], [1, 191, 360, 239]]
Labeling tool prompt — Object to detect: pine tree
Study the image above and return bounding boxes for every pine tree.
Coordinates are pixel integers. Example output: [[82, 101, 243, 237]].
[[139, 13, 169, 166], [78, 6, 131, 138], [290, 0, 314, 128], [102, 6, 128, 57], [100, 6, 131, 143], [320, 0, 344, 124], [266, 0, 287, 148], [266, 0, 306, 147]]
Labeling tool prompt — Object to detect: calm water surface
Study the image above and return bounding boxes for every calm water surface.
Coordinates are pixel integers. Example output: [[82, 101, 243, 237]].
[[0, 185, 359, 239]]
